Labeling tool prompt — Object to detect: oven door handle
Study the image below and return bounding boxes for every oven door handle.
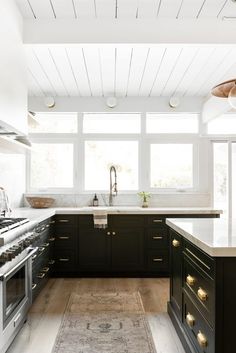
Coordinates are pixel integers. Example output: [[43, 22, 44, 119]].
[[0, 247, 38, 281]]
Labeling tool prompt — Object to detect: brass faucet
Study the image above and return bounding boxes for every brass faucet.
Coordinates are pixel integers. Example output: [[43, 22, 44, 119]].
[[109, 166, 118, 206]]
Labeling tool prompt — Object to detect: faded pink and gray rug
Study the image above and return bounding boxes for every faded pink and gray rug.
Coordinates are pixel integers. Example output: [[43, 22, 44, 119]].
[[52, 291, 156, 353]]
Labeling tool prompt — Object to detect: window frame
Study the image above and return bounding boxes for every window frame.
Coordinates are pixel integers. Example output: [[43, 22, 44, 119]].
[[27, 112, 203, 194]]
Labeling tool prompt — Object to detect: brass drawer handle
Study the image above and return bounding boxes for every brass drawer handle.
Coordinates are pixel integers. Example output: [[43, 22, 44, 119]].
[[46, 224, 50, 228], [58, 236, 70, 240], [153, 219, 163, 223], [32, 283, 37, 290], [197, 331, 208, 348], [186, 274, 196, 286], [58, 219, 69, 223], [107, 231, 111, 236], [153, 258, 163, 262], [197, 287, 208, 301], [153, 236, 163, 240], [50, 220, 55, 224], [186, 312, 195, 327], [59, 258, 69, 262], [42, 267, 50, 273], [172, 239, 180, 247], [37, 272, 46, 279], [49, 237, 56, 242], [112, 232, 116, 235], [43, 242, 50, 247], [48, 259, 55, 265]]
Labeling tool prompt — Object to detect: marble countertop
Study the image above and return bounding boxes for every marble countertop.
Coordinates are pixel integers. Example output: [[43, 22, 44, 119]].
[[10, 206, 222, 219], [166, 218, 236, 257]]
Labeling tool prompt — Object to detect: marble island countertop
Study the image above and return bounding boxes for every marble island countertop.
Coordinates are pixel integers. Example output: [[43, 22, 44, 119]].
[[166, 218, 236, 257]]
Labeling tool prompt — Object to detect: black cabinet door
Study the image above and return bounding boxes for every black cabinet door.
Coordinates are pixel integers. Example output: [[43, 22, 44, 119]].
[[111, 228, 144, 271], [78, 228, 110, 271], [170, 229, 182, 320]]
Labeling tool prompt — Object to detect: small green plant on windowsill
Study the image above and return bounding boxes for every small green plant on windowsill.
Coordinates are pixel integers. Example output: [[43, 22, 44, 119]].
[[138, 191, 151, 208]]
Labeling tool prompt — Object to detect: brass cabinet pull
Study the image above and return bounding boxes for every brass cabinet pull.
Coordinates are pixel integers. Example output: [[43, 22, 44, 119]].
[[58, 219, 69, 223], [197, 331, 208, 348], [112, 232, 116, 235], [186, 312, 195, 327], [59, 258, 69, 262], [172, 239, 180, 247], [49, 237, 56, 242], [50, 220, 55, 224], [153, 236, 163, 240], [46, 224, 50, 228], [153, 219, 163, 223], [32, 283, 37, 290], [107, 231, 111, 236], [37, 273, 46, 279], [43, 242, 50, 247], [153, 258, 163, 262], [197, 287, 208, 301], [58, 236, 70, 240], [186, 274, 196, 286], [42, 267, 50, 273], [48, 259, 55, 265]]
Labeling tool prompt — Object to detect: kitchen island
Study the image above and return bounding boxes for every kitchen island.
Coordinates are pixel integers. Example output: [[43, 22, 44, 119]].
[[166, 218, 236, 353]]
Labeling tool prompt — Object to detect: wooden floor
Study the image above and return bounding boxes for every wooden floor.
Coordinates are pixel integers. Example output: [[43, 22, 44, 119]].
[[7, 278, 185, 353]]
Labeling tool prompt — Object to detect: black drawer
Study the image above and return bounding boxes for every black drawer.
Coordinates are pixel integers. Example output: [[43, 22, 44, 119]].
[[147, 216, 166, 228], [55, 215, 77, 226], [111, 215, 144, 228], [53, 249, 76, 271], [183, 255, 215, 326], [147, 228, 168, 249], [147, 249, 169, 272], [183, 290, 214, 353], [183, 239, 215, 279]]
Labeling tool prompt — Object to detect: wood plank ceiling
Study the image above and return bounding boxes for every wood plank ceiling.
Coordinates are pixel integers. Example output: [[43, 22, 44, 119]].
[[16, 0, 236, 98]]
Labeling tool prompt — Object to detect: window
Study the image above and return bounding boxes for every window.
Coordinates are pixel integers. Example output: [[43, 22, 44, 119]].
[[83, 113, 141, 133], [84, 141, 138, 190], [146, 113, 199, 133], [213, 142, 228, 216], [30, 143, 74, 189], [150, 144, 193, 189], [207, 114, 236, 135], [29, 113, 78, 133]]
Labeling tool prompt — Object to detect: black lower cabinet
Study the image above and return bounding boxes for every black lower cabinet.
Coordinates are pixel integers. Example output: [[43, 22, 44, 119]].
[[168, 228, 236, 353], [111, 228, 144, 271], [78, 228, 110, 271], [50, 213, 219, 277]]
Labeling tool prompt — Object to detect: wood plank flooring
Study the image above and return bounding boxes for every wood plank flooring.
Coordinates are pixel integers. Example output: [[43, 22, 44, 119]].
[[7, 278, 185, 353]]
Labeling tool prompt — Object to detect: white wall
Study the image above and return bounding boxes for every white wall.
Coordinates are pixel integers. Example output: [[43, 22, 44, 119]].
[[0, 0, 28, 135], [0, 153, 26, 208]]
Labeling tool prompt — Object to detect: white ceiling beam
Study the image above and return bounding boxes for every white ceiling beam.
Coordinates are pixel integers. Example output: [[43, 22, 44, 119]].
[[23, 19, 236, 45], [28, 96, 203, 113]]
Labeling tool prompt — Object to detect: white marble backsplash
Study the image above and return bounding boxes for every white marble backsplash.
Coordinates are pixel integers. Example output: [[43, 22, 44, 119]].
[[24, 193, 211, 208]]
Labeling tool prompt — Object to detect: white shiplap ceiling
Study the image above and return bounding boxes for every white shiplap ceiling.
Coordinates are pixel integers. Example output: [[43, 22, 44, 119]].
[[26, 45, 236, 98], [15, 0, 236, 98], [15, 0, 236, 19]]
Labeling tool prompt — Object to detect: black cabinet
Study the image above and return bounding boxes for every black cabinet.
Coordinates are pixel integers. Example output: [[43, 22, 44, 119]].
[[31, 218, 55, 301], [168, 227, 236, 353]]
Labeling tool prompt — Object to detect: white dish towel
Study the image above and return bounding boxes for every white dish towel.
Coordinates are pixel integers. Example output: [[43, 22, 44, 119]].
[[93, 209, 108, 229]]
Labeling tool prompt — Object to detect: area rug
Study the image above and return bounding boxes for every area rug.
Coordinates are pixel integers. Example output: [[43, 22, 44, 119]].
[[52, 291, 157, 353]]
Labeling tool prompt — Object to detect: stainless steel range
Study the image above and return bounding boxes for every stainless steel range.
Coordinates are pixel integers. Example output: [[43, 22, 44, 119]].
[[0, 217, 38, 353]]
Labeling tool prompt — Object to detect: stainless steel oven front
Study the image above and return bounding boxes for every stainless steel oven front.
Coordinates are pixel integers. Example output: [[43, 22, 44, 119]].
[[0, 247, 37, 353]]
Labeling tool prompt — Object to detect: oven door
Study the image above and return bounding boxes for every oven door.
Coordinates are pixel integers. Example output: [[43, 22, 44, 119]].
[[1, 248, 37, 329]]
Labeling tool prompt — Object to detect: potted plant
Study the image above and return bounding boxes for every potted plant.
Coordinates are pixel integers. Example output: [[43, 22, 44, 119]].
[[138, 191, 151, 208]]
